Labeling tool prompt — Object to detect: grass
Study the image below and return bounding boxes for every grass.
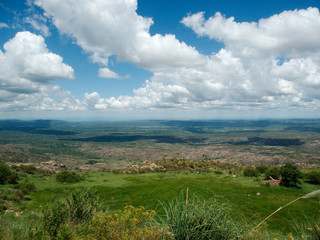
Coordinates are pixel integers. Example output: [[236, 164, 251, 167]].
[[0, 170, 319, 239], [160, 190, 246, 240], [6, 171, 314, 236]]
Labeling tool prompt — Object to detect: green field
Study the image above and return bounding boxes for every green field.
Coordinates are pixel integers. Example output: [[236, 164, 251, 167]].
[[1, 169, 319, 239]]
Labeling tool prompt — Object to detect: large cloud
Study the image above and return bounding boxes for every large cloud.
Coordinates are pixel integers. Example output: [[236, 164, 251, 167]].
[[0, 31, 81, 111], [30, 1, 320, 113], [181, 8, 320, 57], [34, 0, 205, 72]]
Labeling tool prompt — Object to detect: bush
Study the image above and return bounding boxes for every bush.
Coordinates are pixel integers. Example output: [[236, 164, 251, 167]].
[[87, 205, 171, 240], [7, 173, 19, 184], [42, 201, 68, 238], [18, 181, 37, 194], [66, 187, 100, 224], [32, 187, 99, 239], [305, 171, 320, 185], [243, 168, 259, 177], [56, 170, 84, 183], [256, 165, 269, 174], [0, 163, 12, 184], [264, 167, 280, 180], [280, 163, 303, 187], [20, 165, 36, 174]]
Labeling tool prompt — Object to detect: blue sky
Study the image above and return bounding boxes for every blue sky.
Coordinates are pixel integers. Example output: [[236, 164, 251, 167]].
[[0, 0, 320, 120]]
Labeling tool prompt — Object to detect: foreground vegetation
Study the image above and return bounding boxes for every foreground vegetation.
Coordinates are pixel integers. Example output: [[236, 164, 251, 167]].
[[0, 161, 319, 239]]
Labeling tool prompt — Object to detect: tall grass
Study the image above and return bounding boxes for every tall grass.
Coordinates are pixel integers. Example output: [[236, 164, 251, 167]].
[[29, 187, 100, 239], [0, 213, 40, 240], [159, 189, 246, 240]]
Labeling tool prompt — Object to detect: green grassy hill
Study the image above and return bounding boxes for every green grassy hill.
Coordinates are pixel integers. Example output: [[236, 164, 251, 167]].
[[1, 166, 319, 239]]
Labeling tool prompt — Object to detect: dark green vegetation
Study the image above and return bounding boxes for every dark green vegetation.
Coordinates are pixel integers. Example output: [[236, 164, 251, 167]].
[[0, 163, 13, 184], [243, 167, 259, 177], [280, 163, 303, 187], [305, 171, 320, 185], [55, 171, 85, 183]]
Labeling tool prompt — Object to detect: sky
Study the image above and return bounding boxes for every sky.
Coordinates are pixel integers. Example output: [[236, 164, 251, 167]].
[[0, 0, 320, 121]]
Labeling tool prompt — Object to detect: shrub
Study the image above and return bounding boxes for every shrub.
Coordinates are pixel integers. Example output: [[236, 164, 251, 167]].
[[0, 163, 12, 184], [86, 160, 99, 165], [14, 190, 24, 203], [18, 181, 37, 194], [243, 168, 259, 177], [304, 171, 320, 185], [256, 165, 269, 174], [32, 187, 99, 239], [20, 165, 36, 174], [7, 173, 19, 184], [56, 170, 84, 183], [66, 187, 100, 224], [42, 201, 68, 238], [280, 163, 303, 187], [87, 205, 172, 240], [264, 167, 280, 180]]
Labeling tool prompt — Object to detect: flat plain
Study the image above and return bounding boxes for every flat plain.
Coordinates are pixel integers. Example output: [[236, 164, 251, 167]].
[[1, 119, 320, 169]]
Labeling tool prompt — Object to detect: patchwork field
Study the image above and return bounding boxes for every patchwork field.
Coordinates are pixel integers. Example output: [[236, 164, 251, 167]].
[[1, 119, 320, 169]]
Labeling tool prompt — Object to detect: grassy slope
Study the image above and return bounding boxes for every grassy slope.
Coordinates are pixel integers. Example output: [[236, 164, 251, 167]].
[[19, 171, 320, 236]]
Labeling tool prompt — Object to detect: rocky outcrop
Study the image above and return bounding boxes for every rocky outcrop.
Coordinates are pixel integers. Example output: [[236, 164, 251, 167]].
[[6, 161, 67, 173], [39, 161, 67, 172]]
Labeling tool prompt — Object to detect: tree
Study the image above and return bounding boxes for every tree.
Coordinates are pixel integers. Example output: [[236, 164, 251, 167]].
[[280, 163, 302, 187]]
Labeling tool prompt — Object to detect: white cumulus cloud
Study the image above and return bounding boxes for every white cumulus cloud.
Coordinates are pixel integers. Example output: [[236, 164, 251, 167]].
[[34, 0, 205, 72], [181, 8, 320, 57], [0, 31, 80, 111], [98, 68, 122, 79]]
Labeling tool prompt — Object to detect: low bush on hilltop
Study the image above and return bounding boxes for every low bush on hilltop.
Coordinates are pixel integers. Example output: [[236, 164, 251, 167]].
[[56, 170, 84, 183], [20, 165, 36, 175], [280, 163, 303, 188], [255, 165, 269, 174], [243, 168, 259, 177]]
